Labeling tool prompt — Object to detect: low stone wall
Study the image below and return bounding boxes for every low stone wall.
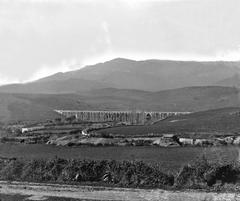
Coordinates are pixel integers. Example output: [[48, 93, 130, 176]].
[[47, 135, 240, 147], [179, 136, 240, 146], [47, 136, 181, 147]]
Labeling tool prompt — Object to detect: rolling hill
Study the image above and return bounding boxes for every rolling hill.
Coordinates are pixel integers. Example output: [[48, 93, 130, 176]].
[[97, 107, 240, 136], [0, 86, 240, 122], [0, 58, 240, 93], [216, 74, 240, 88], [0, 79, 109, 94]]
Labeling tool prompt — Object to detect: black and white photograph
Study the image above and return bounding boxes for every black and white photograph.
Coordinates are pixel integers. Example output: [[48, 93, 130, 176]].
[[1, 0, 240, 200]]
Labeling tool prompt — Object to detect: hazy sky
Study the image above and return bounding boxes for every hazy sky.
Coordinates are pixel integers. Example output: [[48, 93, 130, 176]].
[[0, 0, 240, 84]]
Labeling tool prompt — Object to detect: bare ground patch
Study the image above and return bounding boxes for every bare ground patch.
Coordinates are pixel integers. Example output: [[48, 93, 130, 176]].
[[1, 181, 240, 201]]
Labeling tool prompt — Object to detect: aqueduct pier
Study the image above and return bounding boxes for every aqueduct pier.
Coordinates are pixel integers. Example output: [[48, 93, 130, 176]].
[[55, 110, 190, 125]]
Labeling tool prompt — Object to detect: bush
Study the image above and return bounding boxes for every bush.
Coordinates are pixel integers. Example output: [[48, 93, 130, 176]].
[[0, 157, 173, 188], [175, 155, 240, 189], [1, 156, 239, 190], [21, 159, 46, 181], [102, 160, 174, 187], [0, 159, 24, 180]]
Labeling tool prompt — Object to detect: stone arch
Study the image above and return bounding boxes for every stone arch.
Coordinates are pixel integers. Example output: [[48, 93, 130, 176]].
[[145, 113, 152, 121]]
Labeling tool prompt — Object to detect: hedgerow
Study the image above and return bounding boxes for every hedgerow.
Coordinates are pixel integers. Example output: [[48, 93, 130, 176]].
[[175, 155, 240, 189], [0, 157, 173, 188], [1, 156, 240, 190]]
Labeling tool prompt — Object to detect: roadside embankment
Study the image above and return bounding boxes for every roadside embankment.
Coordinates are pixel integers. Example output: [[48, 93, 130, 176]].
[[1, 181, 240, 201], [1, 155, 240, 191]]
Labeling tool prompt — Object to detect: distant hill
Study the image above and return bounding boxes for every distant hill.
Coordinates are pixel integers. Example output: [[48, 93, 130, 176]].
[[97, 107, 240, 136], [0, 86, 240, 122], [0, 79, 109, 94], [216, 74, 240, 88], [0, 58, 240, 93]]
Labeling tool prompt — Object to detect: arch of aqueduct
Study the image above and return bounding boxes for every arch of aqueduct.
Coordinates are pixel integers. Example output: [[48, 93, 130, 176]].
[[55, 110, 190, 125]]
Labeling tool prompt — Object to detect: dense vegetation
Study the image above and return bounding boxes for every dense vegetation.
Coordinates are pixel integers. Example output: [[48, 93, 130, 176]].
[[0, 158, 174, 188], [3, 144, 238, 173], [1, 155, 240, 191], [175, 156, 240, 191]]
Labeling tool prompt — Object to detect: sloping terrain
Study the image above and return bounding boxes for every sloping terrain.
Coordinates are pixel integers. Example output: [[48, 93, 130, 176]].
[[97, 107, 240, 136], [78, 86, 240, 112], [0, 79, 109, 94], [216, 74, 240, 88], [0, 93, 58, 123], [0, 58, 240, 93], [0, 86, 240, 123]]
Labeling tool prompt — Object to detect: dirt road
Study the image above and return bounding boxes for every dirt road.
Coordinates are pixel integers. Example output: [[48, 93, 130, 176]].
[[1, 181, 240, 201]]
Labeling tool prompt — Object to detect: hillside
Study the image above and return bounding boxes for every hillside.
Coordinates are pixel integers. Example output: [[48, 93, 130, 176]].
[[0, 79, 109, 94], [216, 74, 240, 88], [0, 58, 240, 93], [97, 107, 240, 136], [0, 86, 240, 122]]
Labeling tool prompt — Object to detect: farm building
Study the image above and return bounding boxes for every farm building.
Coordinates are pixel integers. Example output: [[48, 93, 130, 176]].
[[179, 138, 194, 146], [21, 126, 45, 133]]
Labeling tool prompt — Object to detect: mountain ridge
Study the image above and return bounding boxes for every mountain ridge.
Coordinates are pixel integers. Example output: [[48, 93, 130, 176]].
[[0, 86, 240, 122], [1, 58, 240, 93]]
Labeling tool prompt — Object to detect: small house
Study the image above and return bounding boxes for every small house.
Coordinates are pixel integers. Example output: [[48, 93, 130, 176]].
[[21, 126, 45, 134]]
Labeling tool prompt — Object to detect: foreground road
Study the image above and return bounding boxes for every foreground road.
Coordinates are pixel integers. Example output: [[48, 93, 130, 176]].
[[1, 181, 240, 201]]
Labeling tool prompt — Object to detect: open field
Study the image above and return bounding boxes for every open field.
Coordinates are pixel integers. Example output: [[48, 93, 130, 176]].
[[98, 107, 240, 137], [0, 143, 239, 173]]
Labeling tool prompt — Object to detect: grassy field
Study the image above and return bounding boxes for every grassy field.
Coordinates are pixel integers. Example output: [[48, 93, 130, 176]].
[[0, 143, 238, 173], [98, 107, 240, 137]]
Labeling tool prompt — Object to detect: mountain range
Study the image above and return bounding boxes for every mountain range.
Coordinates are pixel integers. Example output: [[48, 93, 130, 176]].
[[0, 86, 240, 122], [1, 58, 240, 93], [1, 58, 240, 122]]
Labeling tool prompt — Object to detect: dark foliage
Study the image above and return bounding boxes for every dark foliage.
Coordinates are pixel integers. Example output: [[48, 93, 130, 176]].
[[0, 158, 173, 188], [1, 155, 240, 190], [175, 155, 240, 189]]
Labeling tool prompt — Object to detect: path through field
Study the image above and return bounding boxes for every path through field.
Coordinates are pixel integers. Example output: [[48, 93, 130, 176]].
[[1, 181, 240, 201]]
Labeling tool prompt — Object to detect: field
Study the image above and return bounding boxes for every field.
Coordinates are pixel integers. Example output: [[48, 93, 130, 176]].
[[97, 107, 240, 137], [0, 143, 239, 173]]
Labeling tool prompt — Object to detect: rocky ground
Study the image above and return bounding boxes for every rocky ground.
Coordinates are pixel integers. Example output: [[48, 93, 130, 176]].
[[47, 134, 240, 147]]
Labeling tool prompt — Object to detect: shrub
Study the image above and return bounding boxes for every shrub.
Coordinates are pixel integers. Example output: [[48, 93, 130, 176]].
[[0, 157, 173, 188], [21, 159, 46, 181], [3, 156, 240, 190], [0, 159, 24, 180], [175, 155, 240, 189]]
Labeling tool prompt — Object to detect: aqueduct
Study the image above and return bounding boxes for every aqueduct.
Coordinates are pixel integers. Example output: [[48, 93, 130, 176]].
[[55, 110, 190, 125]]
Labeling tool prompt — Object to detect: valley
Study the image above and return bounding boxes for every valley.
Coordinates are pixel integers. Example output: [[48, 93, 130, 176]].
[[1, 59, 240, 198], [1, 0, 240, 198]]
